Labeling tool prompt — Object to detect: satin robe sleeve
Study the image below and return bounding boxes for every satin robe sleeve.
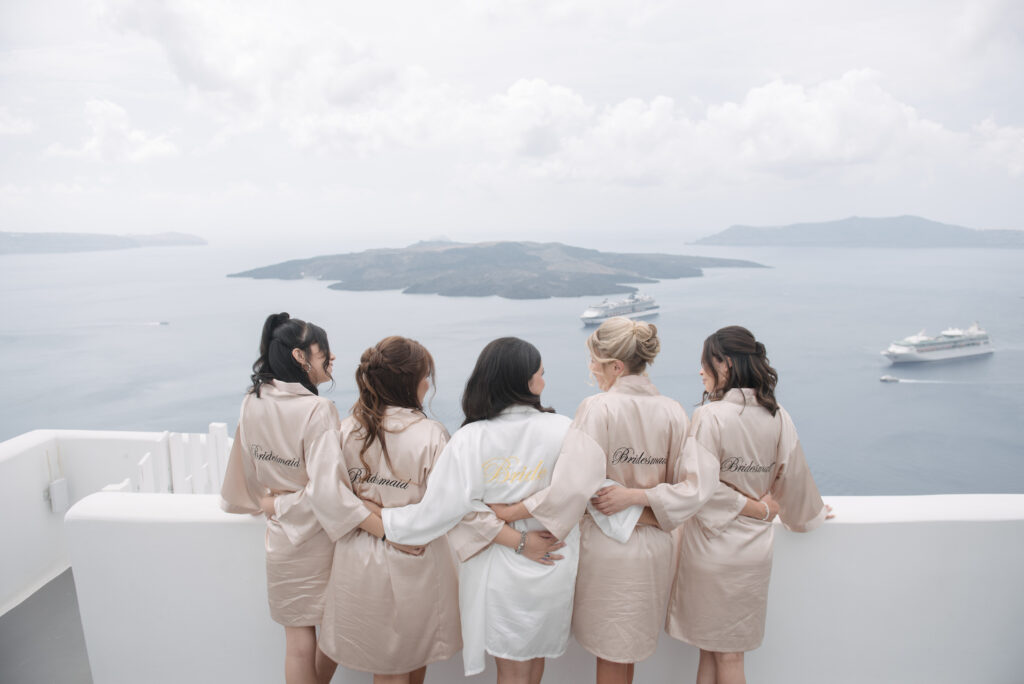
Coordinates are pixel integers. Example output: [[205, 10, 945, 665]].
[[219, 425, 264, 515], [446, 511, 506, 562], [645, 404, 723, 532], [273, 401, 371, 545], [520, 398, 609, 540], [772, 408, 827, 533], [392, 422, 503, 562], [382, 432, 489, 546]]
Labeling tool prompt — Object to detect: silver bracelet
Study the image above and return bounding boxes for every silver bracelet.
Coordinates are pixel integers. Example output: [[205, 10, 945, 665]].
[[761, 501, 771, 521], [514, 529, 527, 554]]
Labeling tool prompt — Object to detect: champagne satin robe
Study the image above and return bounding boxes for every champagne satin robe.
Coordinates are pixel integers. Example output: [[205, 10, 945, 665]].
[[219, 381, 370, 626], [381, 406, 583, 677], [317, 408, 462, 674], [666, 388, 826, 652], [520, 374, 742, 662]]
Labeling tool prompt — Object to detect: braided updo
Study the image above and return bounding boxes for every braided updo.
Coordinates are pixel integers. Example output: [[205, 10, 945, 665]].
[[587, 316, 661, 375], [352, 336, 435, 475]]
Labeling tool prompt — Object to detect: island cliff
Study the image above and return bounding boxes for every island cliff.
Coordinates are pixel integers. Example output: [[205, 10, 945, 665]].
[[0, 231, 207, 254], [694, 215, 1024, 247], [229, 240, 765, 300]]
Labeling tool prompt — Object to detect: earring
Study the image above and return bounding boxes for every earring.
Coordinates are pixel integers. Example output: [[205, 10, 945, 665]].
[[303, 363, 311, 372]]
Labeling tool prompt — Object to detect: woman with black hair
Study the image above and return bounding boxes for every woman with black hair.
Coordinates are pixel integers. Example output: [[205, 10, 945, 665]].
[[381, 337, 605, 683], [220, 313, 389, 684], [666, 326, 828, 684]]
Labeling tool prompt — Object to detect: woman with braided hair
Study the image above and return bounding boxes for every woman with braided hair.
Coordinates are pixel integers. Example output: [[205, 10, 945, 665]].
[[316, 336, 462, 684], [490, 318, 772, 684], [667, 326, 828, 684], [220, 313, 386, 684]]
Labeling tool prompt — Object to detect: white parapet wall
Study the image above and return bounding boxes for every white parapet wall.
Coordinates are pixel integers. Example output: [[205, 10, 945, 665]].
[[65, 492, 1024, 684], [0, 427, 229, 616]]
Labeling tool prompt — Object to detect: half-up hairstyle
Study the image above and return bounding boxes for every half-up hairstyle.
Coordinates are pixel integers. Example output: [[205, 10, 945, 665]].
[[701, 325, 779, 415], [352, 336, 435, 476], [587, 316, 661, 374], [250, 312, 331, 397], [461, 337, 554, 426]]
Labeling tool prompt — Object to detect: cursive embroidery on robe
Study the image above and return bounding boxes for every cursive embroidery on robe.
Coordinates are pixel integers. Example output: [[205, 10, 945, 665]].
[[251, 444, 300, 468], [610, 446, 667, 466], [720, 457, 775, 473], [348, 467, 411, 489], [482, 456, 548, 483]]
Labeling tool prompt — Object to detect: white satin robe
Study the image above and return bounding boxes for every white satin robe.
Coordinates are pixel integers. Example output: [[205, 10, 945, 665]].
[[318, 408, 461, 674], [381, 405, 581, 677], [520, 374, 742, 662], [666, 388, 827, 652], [219, 380, 370, 627]]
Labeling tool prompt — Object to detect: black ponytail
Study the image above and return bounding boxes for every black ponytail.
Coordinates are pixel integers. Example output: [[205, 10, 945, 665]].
[[250, 312, 331, 397]]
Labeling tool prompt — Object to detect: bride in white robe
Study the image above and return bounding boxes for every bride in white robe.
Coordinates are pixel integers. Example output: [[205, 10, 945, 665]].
[[382, 337, 618, 682]]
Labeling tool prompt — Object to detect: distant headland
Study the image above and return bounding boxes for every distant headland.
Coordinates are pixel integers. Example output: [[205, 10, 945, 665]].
[[693, 215, 1024, 248], [0, 231, 207, 254], [229, 240, 765, 300]]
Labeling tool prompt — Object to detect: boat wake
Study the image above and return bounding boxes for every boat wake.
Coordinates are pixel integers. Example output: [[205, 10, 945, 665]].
[[880, 376, 1024, 385]]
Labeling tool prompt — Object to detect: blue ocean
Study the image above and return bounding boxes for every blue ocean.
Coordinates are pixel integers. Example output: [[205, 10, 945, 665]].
[[2, 244, 1021, 495]]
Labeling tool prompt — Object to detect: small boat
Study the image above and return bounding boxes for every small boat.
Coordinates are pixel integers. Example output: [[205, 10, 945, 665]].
[[879, 375, 899, 383], [579, 292, 660, 326]]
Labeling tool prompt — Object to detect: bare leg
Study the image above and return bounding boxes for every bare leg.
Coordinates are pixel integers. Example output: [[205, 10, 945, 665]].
[[626, 662, 635, 684], [711, 652, 745, 684], [284, 626, 319, 684], [373, 674, 411, 684], [314, 646, 337, 684], [696, 649, 716, 684], [409, 666, 427, 684], [496, 657, 536, 684], [529, 657, 546, 684], [596, 658, 633, 684]]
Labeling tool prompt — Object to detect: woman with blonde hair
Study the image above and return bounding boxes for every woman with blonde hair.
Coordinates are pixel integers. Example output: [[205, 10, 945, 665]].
[[492, 317, 773, 684], [316, 336, 461, 684], [667, 326, 828, 684]]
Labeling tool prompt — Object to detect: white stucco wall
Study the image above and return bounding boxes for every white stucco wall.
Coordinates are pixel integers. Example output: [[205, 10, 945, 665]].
[[65, 492, 1024, 684], [0, 427, 227, 616]]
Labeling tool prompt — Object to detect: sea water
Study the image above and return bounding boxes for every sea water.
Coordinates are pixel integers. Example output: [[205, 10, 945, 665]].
[[1, 244, 1021, 495]]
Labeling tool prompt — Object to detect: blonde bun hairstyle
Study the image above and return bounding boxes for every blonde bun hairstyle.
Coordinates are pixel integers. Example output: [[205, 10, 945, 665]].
[[587, 316, 660, 374]]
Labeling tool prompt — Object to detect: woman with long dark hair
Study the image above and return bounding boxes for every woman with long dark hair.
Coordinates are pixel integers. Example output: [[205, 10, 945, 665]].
[[220, 313, 387, 684], [380, 337, 587, 684], [316, 336, 461, 684], [667, 326, 828, 684]]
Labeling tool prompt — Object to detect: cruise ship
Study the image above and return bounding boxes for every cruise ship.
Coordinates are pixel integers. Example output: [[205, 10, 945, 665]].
[[881, 323, 993, 363], [579, 292, 660, 326]]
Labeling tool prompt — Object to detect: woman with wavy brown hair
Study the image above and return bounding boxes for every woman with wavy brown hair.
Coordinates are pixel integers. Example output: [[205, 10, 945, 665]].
[[667, 326, 828, 684], [316, 336, 462, 684]]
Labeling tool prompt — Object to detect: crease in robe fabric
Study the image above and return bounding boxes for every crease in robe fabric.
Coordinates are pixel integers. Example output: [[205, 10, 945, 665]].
[[220, 380, 368, 626], [382, 405, 611, 676], [666, 388, 826, 653], [317, 408, 461, 674]]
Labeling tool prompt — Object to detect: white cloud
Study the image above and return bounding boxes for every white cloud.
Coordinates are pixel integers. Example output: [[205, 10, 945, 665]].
[[0, 107, 36, 135], [46, 99, 177, 162], [973, 118, 1024, 177]]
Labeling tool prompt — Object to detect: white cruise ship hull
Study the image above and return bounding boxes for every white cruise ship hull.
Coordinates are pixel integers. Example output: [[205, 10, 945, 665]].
[[882, 345, 993, 363], [581, 306, 661, 326]]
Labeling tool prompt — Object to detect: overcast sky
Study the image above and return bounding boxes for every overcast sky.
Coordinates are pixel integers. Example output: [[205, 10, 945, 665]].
[[1, 0, 1022, 251]]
